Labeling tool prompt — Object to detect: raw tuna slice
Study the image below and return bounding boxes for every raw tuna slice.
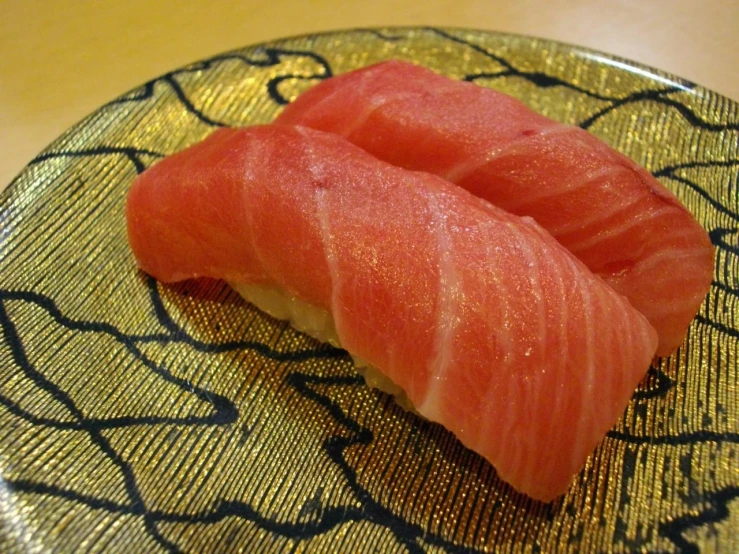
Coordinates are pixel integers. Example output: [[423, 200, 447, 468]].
[[126, 124, 658, 501], [275, 60, 714, 356]]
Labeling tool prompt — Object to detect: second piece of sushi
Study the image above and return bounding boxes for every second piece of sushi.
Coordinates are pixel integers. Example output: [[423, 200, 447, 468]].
[[276, 60, 715, 356]]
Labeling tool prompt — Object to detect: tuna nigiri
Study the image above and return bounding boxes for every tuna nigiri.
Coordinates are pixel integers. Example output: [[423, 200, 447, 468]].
[[276, 60, 714, 356], [126, 124, 658, 501]]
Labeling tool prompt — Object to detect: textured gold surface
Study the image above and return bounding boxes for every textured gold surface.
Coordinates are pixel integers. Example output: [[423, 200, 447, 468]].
[[0, 28, 737, 553]]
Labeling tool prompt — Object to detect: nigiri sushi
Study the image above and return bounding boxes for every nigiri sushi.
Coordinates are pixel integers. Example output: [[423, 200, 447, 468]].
[[126, 124, 658, 501], [275, 60, 714, 356]]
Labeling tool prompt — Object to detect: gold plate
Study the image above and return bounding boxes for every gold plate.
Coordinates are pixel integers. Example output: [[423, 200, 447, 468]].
[[0, 28, 737, 552]]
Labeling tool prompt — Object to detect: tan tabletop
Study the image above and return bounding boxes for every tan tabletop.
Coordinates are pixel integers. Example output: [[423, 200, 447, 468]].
[[1, 0, 737, 191]]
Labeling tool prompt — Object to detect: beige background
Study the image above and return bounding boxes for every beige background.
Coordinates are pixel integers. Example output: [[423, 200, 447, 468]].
[[1, 0, 737, 190]]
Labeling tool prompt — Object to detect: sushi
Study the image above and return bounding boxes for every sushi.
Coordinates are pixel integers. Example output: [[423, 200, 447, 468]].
[[276, 60, 714, 356], [126, 124, 658, 501]]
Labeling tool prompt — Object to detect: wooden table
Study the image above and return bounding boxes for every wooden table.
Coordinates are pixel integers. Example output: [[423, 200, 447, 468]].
[[1, 0, 736, 190]]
